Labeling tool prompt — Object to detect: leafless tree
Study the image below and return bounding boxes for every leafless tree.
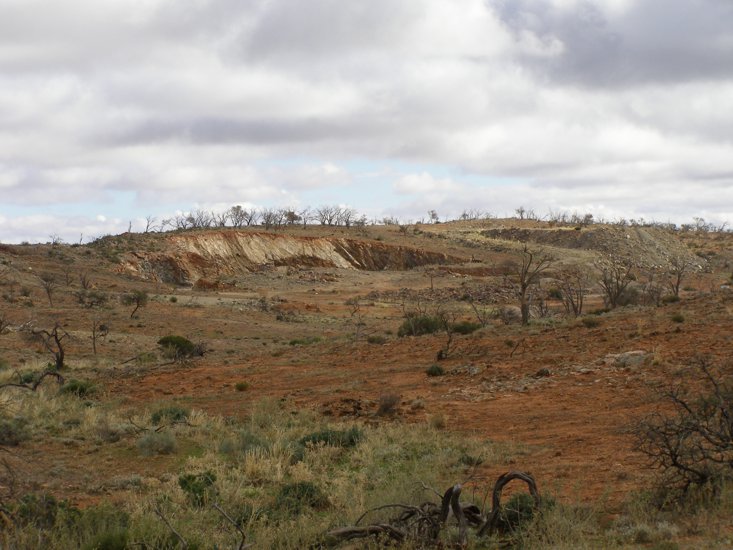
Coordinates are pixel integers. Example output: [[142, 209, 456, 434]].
[[596, 255, 635, 309], [338, 207, 358, 228], [228, 205, 258, 228], [298, 206, 313, 229], [345, 297, 366, 341], [39, 274, 58, 306], [79, 272, 92, 290], [316, 205, 340, 226], [556, 265, 591, 317], [641, 268, 664, 307], [427, 210, 439, 224], [144, 215, 159, 233], [212, 210, 230, 228], [260, 208, 280, 230], [667, 254, 695, 297], [516, 245, 554, 325], [635, 357, 733, 498], [514, 206, 526, 220], [23, 322, 70, 370]]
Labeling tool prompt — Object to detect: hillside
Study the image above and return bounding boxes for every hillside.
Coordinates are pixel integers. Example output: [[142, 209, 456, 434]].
[[0, 219, 732, 548]]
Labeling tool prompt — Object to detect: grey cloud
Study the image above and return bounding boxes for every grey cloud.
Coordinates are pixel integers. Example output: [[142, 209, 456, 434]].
[[491, 0, 733, 87]]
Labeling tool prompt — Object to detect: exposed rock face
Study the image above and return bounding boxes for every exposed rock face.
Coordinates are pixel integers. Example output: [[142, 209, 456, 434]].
[[119, 231, 463, 285]]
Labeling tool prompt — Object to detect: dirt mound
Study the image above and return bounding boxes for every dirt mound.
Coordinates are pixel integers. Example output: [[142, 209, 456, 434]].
[[482, 225, 702, 268], [119, 231, 463, 285]]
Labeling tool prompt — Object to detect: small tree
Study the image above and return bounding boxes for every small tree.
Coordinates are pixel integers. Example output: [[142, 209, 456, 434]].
[[516, 245, 553, 325], [596, 255, 635, 309], [667, 254, 695, 298], [23, 322, 70, 370], [90, 317, 109, 355], [556, 265, 591, 317], [121, 290, 148, 318], [39, 274, 58, 306]]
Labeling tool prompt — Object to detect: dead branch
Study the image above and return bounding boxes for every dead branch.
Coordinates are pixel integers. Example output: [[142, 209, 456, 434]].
[[212, 502, 253, 550], [478, 471, 541, 536], [154, 506, 188, 549], [0, 370, 64, 392]]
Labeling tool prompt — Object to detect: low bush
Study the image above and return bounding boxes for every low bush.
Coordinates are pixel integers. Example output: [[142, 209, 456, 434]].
[[366, 335, 387, 345], [59, 379, 96, 398], [376, 393, 400, 416], [178, 471, 217, 507], [150, 405, 189, 425], [157, 335, 202, 360], [450, 320, 481, 335], [581, 317, 602, 328], [274, 481, 328, 515], [0, 416, 29, 446], [397, 314, 442, 337], [299, 427, 362, 448], [662, 294, 681, 304], [426, 364, 445, 377], [136, 431, 177, 456], [671, 314, 685, 323], [235, 381, 249, 392]]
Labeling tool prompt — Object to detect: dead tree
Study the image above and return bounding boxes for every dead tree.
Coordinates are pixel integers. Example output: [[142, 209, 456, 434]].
[[667, 254, 695, 297], [516, 245, 553, 325], [326, 471, 540, 546], [22, 322, 70, 370], [556, 266, 591, 317], [596, 255, 635, 309]]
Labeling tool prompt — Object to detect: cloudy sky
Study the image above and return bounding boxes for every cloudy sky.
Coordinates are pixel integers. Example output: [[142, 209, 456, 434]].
[[1, 0, 732, 243]]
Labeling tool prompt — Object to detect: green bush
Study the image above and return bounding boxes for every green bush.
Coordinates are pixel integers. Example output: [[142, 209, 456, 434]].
[[151, 406, 189, 425], [81, 530, 129, 550], [178, 471, 217, 507], [0, 416, 29, 446], [366, 335, 387, 345], [136, 431, 177, 456], [288, 336, 321, 346], [451, 321, 481, 335], [662, 294, 681, 304], [60, 379, 96, 398], [671, 314, 685, 323], [219, 430, 268, 456], [496, 492, 540, 533], [397, 314, 442, 337], [274, 481, 328, 515], [235, 381, 249, 392], [426, 364, 445, 377], [13, 493, 78, 528], [157, 335, 198, 359]]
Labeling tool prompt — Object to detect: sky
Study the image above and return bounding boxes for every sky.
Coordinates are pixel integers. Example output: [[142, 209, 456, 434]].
[[1, 0, 733, 243]]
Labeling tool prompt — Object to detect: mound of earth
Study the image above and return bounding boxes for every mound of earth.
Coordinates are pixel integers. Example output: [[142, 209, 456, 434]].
[[119, 231, 464, 285], [482, 225, 703, 268]]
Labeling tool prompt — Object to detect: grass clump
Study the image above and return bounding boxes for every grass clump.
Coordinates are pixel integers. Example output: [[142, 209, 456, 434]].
[[671, 314, 685, 323], [581, 316, 602, 328], [274, 481, 329, 515], [0, 416, 29, 446], [288, 336, 321, 346], [136, 431, 177, 456], [234, 381, 249, 392], [299, 427, 362, 448], [178, 471, 217, 507], [397, 314, 442, 337], [59, 379, 96, 398], [366, 334, 387, 345], [150, 405, 189, 425]]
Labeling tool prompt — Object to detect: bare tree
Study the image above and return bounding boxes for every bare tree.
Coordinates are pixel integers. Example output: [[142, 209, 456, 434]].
[[298, 206, 313, 229], [667, 254, 695, 297], [228, 205, 258, 228], [79, 272, 92, 290], [260, 208, 279, 230], [144, 215, 158, 233], [556, 266, 591, 317], [39, 274, 58, 306], [212, 210, 230, 228], [427, 210, 439, 224], [514, 206, 526, 220], [516, 245, 553, 325], [635, 357, 733, 498], [596, 255, 635, 309], [339, 207, 359, 228], [23, 322, 70, 370], [121, 290, 149, 318], [316, 205, 340, 226]]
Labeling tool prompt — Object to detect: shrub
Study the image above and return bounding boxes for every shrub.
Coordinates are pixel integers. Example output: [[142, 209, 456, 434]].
[[274, 481, 328, 514], [671, 314, 685, 323], [288, 336, 321, 346], [235, 381, 249, 392], [634, 358, 733, 500], [426, 364, 445, 377], [219, 430, 268, 456], [581, 317, 601, 328], [299, 427, 362, 448], [178, 471, 217, 507], [547, 287, 563, 300], [169, 296, 178, 303], [59, 379, 96, 398], [157, 335, 197, 359], [450, 321, 481, 335], [397, 314, 442, 337], [366, 335, 387, 345], [13, 493, 77, 528], [376, 393, 400, 416], [0, 416, 29, 446], [136, 431, 177, 456], [81, 531, 129, 550], [150, 405, 189, 425], [662, 294, 681, 304]]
